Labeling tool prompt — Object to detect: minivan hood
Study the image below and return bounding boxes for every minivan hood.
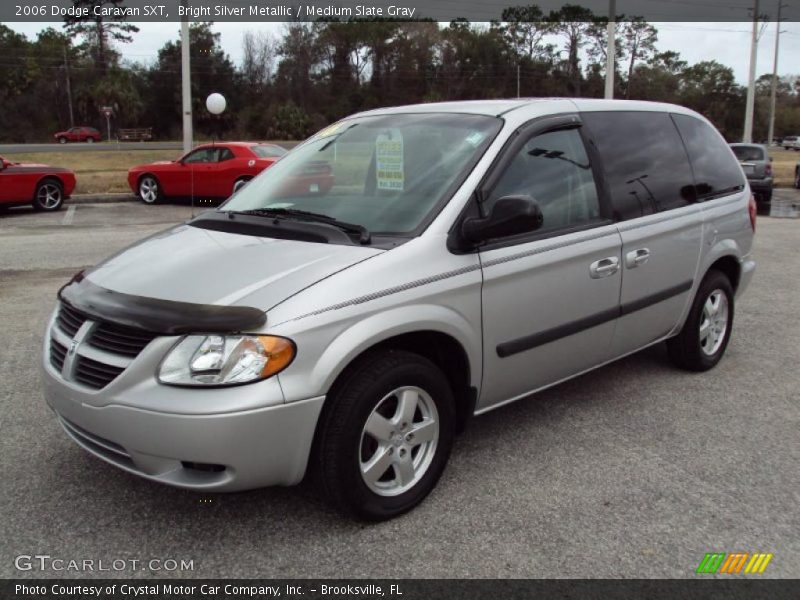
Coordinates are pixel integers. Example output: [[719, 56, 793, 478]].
[[85, 223, 383, 311]]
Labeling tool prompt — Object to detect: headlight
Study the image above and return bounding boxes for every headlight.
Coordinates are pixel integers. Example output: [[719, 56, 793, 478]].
[[158, 335, 295, 386]]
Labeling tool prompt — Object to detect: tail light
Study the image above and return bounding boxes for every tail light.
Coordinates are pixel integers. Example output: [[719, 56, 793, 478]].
[[765, 163, 773, 177], [748, 194, 757, 232]]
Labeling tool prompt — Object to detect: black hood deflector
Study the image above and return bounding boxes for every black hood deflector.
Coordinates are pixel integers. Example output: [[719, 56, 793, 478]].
[[58, 273, 266, 335]]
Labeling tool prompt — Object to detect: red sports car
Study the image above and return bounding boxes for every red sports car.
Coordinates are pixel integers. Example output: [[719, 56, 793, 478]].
[[54, 126, 101, 144], [127, 142, 287, 204], [0, 156, 76, 211]]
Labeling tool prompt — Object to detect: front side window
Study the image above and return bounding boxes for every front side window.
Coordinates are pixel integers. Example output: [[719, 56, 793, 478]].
[[223, 113, 502, 235], [183, 148, 217, 164], [483, 128, 601, 235], [582, 111, 696, 219]]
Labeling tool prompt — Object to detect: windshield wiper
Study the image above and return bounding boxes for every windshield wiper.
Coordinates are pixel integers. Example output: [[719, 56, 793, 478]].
[[228, 208, 371, 245]]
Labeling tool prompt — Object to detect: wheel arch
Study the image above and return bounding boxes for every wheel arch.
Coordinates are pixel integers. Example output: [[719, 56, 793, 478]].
[[32, 175, 64, 200], [704, 254, 741, 293]]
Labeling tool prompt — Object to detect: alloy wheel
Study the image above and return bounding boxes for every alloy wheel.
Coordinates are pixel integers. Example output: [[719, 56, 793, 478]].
[[699, 289, 729, 356], [359, 386, 439, 497], [37, 183, 62, 209], [139, 178, 158, 203]]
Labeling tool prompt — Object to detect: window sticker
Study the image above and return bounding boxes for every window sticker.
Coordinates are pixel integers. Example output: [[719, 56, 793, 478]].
[[376, 129, 404, 191], [465, 131, 485, 147]]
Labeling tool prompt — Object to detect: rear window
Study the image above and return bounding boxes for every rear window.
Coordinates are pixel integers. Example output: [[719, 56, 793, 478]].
[[672, 114, 745, 201], [252, 145, 288, 159], [582, 111, 696, 220], [731, 145, 765, 162]]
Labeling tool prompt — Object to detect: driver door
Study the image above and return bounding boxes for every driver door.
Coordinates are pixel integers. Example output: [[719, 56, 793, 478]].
[[477, 118, 623, 410], [177, 147, 218, 197]]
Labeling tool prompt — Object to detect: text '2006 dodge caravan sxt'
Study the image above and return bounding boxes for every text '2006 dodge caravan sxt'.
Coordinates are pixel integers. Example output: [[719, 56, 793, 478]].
[[43, 99, 756, 520]]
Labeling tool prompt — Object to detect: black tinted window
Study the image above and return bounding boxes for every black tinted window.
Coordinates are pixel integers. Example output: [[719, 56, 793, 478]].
[[731, 145, 765, 162], [484, 128, 600, 234], [582, 111, 696, 219], [672, 114, 745, 200]]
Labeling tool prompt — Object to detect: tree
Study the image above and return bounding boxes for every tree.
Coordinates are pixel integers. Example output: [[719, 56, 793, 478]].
[[619, 18, 658, 99], [547, 4, 599, 96], [62, 0, 139, 74]]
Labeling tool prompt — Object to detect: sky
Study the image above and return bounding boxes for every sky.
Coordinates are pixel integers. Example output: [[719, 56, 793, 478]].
[[5, 20, 800, 84]]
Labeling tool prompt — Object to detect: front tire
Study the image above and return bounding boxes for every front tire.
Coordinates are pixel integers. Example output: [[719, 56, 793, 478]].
[[313, 350, 455, 521], [58, 137, 67, 144], [667, 270, 734, 372], [138, 175, 161, 204], [33, 179, 64, 211]]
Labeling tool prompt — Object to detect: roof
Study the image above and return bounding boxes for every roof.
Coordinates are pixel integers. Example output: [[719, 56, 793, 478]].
[[351, 98, 702, 119]]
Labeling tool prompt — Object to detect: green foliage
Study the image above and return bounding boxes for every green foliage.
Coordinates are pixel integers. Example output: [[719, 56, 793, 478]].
[[1, 15, 799, 144]]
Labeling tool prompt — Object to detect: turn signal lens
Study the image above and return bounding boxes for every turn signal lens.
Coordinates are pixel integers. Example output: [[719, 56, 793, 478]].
[[748, 194, 757, 232]]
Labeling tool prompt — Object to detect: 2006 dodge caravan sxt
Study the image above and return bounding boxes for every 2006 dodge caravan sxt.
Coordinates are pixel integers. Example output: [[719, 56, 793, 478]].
[[42, 99, 756, 520]]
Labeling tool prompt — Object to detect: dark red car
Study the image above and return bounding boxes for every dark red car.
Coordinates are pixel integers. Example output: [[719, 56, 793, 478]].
[[54, 126, 101, 144], [0, 156, 76, 211], [127, 142, 287, 204]]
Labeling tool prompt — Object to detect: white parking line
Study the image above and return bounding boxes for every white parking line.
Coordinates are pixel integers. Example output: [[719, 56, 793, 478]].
[[62, 205, 76, 226]]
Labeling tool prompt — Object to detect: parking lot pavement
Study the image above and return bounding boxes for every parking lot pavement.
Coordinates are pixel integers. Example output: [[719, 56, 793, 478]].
[[1, 201, 798, 579]]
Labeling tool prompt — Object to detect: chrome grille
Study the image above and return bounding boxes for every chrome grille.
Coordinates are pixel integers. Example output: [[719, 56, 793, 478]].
[[74, 355, 125, 390], [89, 321, 158, 357], [51, 302, 158, 390], [56, 303, 86, 337], [50, 339, 67, 371]]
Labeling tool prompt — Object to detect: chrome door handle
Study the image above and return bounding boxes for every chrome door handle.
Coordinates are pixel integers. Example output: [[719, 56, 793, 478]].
[[625, 248, 651, 268], [589, 257, 620, 279]]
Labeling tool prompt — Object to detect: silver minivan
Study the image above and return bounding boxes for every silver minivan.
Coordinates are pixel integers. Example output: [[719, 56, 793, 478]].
[[42, 99, 756, 520]]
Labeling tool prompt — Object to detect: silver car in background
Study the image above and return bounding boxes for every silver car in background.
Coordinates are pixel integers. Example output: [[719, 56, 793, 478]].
[[730, 143, 773, 208], [42, 99, 756, 520]]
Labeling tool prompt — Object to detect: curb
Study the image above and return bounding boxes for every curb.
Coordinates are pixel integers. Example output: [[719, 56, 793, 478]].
[[67, 194, 137, 205]]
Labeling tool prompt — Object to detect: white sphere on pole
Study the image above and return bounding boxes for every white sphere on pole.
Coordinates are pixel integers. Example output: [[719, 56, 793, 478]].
[[206, 93, 226, 115]]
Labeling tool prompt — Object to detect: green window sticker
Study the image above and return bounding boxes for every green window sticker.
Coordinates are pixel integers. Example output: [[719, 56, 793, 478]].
[[376, 129, 404, 191]]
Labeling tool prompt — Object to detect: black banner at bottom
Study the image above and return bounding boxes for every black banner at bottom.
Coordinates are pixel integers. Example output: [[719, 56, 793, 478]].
[[3, 579, 799, 600]]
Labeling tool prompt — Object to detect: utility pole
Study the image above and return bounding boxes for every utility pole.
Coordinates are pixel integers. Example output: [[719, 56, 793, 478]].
[[517, 64, 521, 98], [743, 0, 760, 143], [63, 44, 74, 128], [605, 0, 616, 99], [767, 1, 786, 146], [180, 0, 193, 154]]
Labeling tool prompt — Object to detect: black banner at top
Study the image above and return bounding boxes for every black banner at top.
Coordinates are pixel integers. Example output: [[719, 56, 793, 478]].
[[2, 0, 799, 23]]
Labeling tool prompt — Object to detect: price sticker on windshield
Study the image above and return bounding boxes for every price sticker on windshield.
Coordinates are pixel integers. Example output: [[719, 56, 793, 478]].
[[376, 129, 404, 192]]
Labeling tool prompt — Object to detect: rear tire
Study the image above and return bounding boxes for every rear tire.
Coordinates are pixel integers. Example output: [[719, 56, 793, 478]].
[[33, 178, 64, 211], [313, 350, 455, 521], [794, 169, 800, 189], [86, 137, 94, 144], [667, 270, 734, 372]]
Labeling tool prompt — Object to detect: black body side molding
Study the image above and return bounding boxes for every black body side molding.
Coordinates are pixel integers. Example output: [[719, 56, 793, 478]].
[[58, 274, 266, 335], [497, 280, 693, 358]]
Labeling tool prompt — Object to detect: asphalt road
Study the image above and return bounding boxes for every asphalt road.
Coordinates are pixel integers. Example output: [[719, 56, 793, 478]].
[[0, 199, 798, 579]]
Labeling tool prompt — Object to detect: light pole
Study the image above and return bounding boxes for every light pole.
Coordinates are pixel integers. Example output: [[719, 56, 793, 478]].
[[743, 0, 761, 143], [767, 2, 787, 146], [180, 0, 193, 155], [605, 0, 616, 99]]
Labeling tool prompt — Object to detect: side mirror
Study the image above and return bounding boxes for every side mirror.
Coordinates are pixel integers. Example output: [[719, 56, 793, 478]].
[[461, 195, 543, 244]]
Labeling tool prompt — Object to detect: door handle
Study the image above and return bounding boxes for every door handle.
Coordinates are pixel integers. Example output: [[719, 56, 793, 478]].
[[625, 248, 651, 268], [589, 256, 620, 279]]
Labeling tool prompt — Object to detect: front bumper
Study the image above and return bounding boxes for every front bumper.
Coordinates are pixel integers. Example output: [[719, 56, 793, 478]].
[[42, 315, 324, 492]]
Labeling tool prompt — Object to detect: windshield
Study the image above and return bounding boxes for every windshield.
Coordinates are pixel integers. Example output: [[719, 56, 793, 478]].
[[732, 146, 765, 161], [223, 113, 502, 235], [252, 144, 288, 158]]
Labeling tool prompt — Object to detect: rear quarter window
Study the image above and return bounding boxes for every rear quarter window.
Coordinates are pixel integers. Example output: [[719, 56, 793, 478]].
[[672, 114, 745, 200], [582, 111, 696, 220]]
